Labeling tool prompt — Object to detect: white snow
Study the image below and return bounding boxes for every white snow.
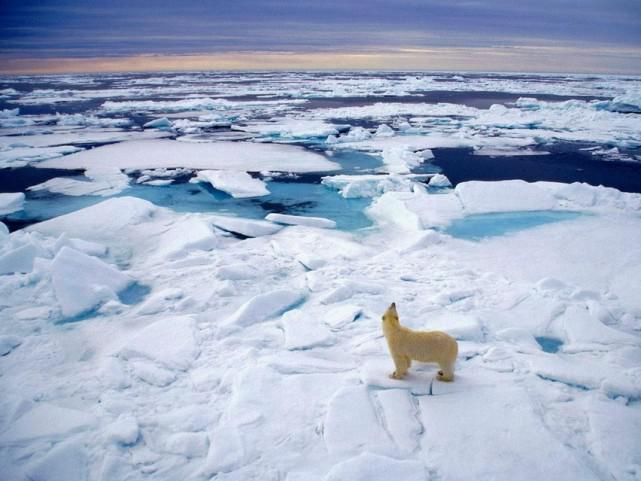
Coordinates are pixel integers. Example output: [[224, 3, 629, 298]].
[[25, 439, 89, 481], [0, 144, 82, 168], [0, 335, 22, 356], [280, 308, 335, 350], [1, 403, 96, 443], [324, 453, 426, 481], [0, 192, 25, 215], [104, 414, 139, 445], [265, 213, 336, 229], [236, 119, 342, 139], [193, 170, 269, 198], [29, 196, 158, 242], [2, 72, 641, 481], [39, 138, 339, 172], [428, 173, 452, 188], [322, 173, 421, 198], [119, 316, 198, 370], [222, 289, 305, 329], [324, 385, 394, 455], [28, 167, 130, 197], [51, 246, 133, 317], [455, 180, 557, 214], [210, 215, 283, 237], [165, 432, 209, 458], [381, 146, 433, 174], [153, 217, 219, 260], [0, 242, 40, 275]]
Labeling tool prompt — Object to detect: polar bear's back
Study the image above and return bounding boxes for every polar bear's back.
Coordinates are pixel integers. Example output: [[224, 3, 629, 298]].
[[394, 328, 458, 364]]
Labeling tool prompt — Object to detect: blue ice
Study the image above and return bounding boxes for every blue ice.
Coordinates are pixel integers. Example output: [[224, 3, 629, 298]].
[[535, 336, 564, 353], [444, 211, 582, 241]]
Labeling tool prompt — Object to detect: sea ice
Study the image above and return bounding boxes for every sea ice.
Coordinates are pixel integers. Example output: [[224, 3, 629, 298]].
[[323, 385, 394, 456], [0, 192, 25, 215], [418, 379, 601, 481], [29, 196, 157, 242], [40, 139, 339, 172], [321, 174, 418, 198], [455, 180, 557, 214], [3, 72, 641, 481], [428, 173, 452, 188], [28, 167, 130, 197], [323, 452, 425, 481], [104, 414, 139, 445], [118, 316, 198, 370], [236, 119, 342, 139], [265, 213, 336, 229], [222, 289, 305, 328], [51, 246, 133, 317], [280, 308, 335, 350], [0, 335, 22, 356], [143, 117, 173, 130], [193, 170, 269, 198], [0, 242, 41, 275], [165, 432, 209, 458], [153, 217, 219, 260], [0, 403, 96, 443], [55, 113, 132, 128], [210, 215, 282, 238], [24, 439, 89, 481], [380, 146, 433, 174], [0, 144, 82, 168]]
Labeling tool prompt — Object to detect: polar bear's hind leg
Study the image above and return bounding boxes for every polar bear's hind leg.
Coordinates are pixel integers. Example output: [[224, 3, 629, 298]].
[[437, 362, 455, 382]]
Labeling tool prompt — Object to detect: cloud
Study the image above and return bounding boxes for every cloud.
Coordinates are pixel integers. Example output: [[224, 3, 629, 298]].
[[1, 0, 640, 73]]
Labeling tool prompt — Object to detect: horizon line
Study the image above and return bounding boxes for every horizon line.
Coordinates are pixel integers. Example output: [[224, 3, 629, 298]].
[[1, 47, 640, 76]]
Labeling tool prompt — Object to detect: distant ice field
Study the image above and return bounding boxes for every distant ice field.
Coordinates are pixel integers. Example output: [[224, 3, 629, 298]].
[[1, 71, 641, 230]]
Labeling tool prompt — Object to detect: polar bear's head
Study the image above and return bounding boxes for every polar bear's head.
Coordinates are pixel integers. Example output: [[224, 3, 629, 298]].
[[382, 302, 400, 329]]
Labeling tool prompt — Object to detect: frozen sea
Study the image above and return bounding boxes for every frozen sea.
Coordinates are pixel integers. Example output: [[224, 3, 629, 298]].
[[1, 71, 641, 481]]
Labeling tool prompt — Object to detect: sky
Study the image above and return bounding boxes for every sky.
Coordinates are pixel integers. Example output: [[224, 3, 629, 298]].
[[1, 0, 640, 74]]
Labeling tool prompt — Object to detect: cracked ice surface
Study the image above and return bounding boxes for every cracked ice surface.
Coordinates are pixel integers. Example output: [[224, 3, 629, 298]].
[[1, 179, 640, 481], [1, 71, 641, 481]]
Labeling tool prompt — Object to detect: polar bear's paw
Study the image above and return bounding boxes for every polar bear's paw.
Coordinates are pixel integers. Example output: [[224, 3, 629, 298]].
[[437, 369, 454, 382]]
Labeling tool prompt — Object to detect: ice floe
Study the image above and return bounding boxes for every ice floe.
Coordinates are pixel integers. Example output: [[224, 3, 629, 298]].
[[51, 246, 133, 318], [193, 170, 269, 198], [235, 119, 343, 139], [0, 192, 25, 215], [39, 139, 340, 172], [265, 213, 336, 229], [322, 173, 421, 198], [28, 167, 130, 197]]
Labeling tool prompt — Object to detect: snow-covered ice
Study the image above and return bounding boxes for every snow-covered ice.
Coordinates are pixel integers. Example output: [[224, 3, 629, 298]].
[[1, 71, 641, 481], [0, 192, 25, 215], [193, 170, 269, 198], [39, 139, 340, 172], [265, 213, 336, 229], [28, 167, 130, 197], [51, 246, 133, 318]]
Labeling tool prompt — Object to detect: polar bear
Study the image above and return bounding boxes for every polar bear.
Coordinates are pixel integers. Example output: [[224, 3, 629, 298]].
[[382, 302, 458, 381]]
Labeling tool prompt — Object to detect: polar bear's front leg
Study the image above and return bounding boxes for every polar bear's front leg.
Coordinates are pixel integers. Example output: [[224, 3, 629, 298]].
[[390, 354, 410, 379]]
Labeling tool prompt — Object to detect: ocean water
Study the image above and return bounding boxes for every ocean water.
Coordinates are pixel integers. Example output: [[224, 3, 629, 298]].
[[1, 71, 640, 233], [444, 211, 583, 241]]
